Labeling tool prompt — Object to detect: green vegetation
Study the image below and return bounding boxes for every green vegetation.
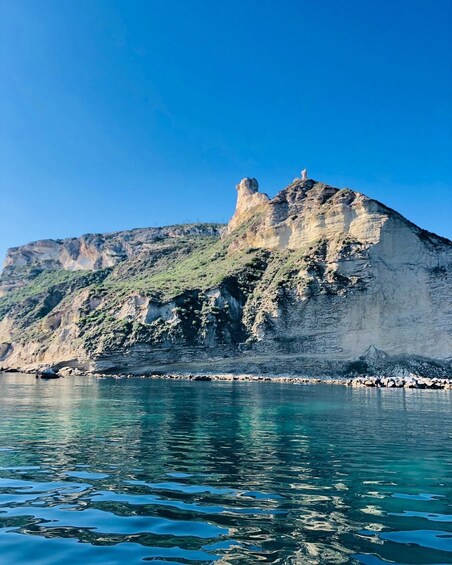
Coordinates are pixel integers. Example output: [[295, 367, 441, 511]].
[[76, 234, 271, 352], [106, 240, 262, 299], [0, 215, 365, 359], [1, 270, 86, 318], [0, 269, 110, 328]]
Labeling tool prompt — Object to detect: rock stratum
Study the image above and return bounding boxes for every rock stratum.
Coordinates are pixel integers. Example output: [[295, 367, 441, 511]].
[[1, 177, 451, 377]]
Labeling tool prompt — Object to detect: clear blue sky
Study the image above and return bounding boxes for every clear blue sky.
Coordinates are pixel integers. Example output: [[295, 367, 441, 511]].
[[1, 0, 451, 262]]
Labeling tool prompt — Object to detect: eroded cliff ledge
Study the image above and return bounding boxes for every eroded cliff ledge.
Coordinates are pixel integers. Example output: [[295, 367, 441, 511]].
[[1, 177, 451, 377]]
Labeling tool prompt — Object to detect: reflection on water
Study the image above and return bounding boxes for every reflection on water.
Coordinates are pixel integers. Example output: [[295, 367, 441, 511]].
[[0, 373, 450, 564]]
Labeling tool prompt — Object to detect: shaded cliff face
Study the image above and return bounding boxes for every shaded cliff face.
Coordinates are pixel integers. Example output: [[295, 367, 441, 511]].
[[0, 178, 451, 376]]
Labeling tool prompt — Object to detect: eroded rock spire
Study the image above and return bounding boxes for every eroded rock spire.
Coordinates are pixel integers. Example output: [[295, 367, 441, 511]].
[[228, 177, 270, 232]]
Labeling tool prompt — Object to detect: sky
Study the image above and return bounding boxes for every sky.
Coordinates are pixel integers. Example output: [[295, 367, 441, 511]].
[[1, 0, 451, 262]]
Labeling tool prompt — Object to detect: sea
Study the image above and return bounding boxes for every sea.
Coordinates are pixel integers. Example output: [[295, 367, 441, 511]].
[[0, 372, 450, 564]]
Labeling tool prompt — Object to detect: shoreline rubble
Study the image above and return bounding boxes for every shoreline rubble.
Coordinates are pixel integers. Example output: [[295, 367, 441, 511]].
[[1, 366, 451, 389]]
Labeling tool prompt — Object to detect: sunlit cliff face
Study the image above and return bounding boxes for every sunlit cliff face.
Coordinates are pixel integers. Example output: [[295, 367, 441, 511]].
[[1, 176, 451, 374], [227, 177, 270, 233]]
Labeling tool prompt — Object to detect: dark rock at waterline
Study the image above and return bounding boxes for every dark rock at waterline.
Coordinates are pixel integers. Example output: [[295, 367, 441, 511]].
[[36, 367, 61, 379]]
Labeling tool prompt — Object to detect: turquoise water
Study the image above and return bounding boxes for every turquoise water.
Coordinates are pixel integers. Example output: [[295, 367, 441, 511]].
[[0, 373, 451, 564]]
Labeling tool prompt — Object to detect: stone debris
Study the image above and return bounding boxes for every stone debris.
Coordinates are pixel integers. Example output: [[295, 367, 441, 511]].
[[4, 366, 452, 390], [6, 367, 448, 390]]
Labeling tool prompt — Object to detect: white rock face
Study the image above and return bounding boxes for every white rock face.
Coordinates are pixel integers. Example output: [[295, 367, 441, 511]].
[[228, 178, 452, 363], [228, 178, 270, 232]]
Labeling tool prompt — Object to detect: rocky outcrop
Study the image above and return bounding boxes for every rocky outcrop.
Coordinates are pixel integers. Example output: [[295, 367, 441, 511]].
[[0, 224, 222, 295], [227, 178, 452, 363], [0, 177, 451, 377], [228, 178, 444, 251], [228, 178, 269, 232]]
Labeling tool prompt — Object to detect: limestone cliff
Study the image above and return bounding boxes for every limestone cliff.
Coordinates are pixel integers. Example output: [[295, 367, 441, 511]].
[[0, 224, 222, 295], [227, 178, 452, 364], [0, 177, 451, 376]]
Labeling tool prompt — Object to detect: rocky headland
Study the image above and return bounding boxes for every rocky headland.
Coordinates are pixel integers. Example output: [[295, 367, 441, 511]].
[[1, 175, 451, 383]]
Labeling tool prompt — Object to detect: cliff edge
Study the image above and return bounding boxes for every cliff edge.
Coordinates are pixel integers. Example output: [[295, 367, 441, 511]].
[[1, 176, 451, 377]]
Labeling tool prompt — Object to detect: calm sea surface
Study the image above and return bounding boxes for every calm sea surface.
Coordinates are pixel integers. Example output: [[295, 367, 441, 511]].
[[0, 373, 450, 564]]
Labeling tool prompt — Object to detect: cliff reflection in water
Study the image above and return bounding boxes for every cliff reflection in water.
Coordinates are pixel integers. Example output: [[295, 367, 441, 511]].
[[0, 373, 451, 564]]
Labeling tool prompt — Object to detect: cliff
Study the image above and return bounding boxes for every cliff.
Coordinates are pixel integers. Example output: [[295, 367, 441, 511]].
[[1, 177, 451, 377], [0, 224, 222, 295]]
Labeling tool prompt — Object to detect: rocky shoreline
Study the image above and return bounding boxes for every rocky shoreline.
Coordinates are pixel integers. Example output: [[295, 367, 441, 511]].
[[2, 366, 451, 390]]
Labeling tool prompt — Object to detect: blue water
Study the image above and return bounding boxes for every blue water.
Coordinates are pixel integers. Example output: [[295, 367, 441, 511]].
[[0, 373, 451, 564]]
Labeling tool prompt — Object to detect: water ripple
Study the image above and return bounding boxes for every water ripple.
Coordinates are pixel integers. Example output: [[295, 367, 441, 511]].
[[0, 373, 451, 563], [2, 504, 228, 538]]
